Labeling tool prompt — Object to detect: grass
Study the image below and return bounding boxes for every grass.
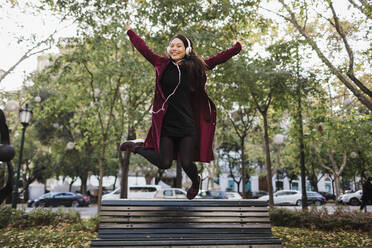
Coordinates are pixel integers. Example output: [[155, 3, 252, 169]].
[[0, 218, 97, 248], [272, 226, 372, 248], [0, 221, 371, 248]]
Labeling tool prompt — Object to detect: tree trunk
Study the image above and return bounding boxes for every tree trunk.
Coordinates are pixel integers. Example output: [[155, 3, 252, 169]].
[[298, 97, 308, 210], [80, 173, 88, 194], [307, 172, 318, 192], [120, 152, 130, 198], [209, 161, 216, 190], [69, 178, 76, 192], [120, 126, 136, 199], [262, 114, 274, 207], [97, 136, 107, 214], [240, 135, 247, 198], [112, 175, 118, 190], [145, 174, 153, 184], [155, 170, 164, 184], [334, 173, 341, 197]]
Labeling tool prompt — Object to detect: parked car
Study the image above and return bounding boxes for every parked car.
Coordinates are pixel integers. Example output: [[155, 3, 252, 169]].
[[306, 191, 327, 206], [258, 190, 326, 206], [318, 191, 336, 201], [102, 185, 161, 200], [250, 190, 269, 199], [337, 190, 362, 206], [197, 190, 228, 199], [226, 192, 242, 200], [154, 188, 187, 199], [28, 192, 89, 208]]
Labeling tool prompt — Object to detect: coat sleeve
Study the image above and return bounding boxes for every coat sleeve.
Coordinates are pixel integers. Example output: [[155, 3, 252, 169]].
[[204, 42, 242, 70], [127, 30, 163, 67]]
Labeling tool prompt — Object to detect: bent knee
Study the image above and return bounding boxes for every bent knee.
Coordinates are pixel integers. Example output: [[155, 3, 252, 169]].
[[159, 159, 173, 169]]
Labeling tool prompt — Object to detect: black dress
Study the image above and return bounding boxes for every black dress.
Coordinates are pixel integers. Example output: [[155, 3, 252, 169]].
[[161, 62, 196, 137]]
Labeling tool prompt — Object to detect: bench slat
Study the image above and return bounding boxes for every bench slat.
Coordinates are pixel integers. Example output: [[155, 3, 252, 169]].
[[101, 199, 267, 207], [100, 217, 270, 223], [90, 238, 282, 246], [98, 228, 274, 234], [100, 206, 269, 212], [99, 223, 271, 229], [98, 233, 274, 239], [91, 245, 281, 248], [100, 211, 269, 217]]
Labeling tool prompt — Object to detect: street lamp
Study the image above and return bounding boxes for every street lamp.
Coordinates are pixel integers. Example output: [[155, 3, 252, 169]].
[[12, 104, 32, 209]]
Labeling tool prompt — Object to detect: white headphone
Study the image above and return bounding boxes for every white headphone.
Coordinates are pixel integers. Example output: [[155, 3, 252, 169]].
[[167, 37, 192, 56], [152, 61, 182, 115]]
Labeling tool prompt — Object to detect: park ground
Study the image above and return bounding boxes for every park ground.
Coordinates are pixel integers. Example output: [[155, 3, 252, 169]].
[[1, 203, 371, 248], [0, 221, 371, 248]]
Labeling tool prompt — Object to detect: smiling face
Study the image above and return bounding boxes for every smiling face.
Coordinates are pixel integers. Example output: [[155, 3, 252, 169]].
[[168, 38, 186, 62]]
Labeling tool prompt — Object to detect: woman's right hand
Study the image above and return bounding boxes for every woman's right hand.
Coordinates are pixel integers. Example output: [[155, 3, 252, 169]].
[[126, 20, 131, 31]]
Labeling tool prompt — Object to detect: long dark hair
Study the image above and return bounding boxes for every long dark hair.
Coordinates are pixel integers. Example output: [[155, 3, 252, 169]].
[[170, 34, 207, 91]]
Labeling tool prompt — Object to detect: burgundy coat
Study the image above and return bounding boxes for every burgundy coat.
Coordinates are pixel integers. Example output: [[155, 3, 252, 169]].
[[127, 30, 241, 163]]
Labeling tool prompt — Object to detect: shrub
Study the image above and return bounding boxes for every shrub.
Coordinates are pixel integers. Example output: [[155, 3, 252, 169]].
[[270, 207, 372, 232], [0, 206, 81, 229], [0, 206, 13, 228]]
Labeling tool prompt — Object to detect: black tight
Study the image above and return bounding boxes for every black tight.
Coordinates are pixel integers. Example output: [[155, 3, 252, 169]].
[[135, 136, 199, 183]]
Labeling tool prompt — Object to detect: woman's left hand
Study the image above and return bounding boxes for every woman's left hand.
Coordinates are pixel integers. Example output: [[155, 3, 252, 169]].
[[125, 20, 131, 31]]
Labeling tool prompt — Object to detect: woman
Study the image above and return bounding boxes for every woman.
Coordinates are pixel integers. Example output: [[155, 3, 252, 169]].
[[120, 21, 242, 199], [360, 177, 372, 212]]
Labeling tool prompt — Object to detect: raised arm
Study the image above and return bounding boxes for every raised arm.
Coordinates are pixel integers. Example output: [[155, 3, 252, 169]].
[[204, 42, 242, 70], [126, 21, 162, 66]]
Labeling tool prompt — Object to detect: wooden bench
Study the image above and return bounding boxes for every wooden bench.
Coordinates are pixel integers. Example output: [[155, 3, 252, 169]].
[[90, 199, 281, 248]]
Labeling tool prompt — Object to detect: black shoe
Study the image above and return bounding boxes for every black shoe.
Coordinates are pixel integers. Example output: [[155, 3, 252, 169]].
[[187, 176, 200, 200], [119, 139, 144, 152]]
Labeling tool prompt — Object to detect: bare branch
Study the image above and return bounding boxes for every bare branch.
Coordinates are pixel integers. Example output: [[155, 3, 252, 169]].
[[82, 62, 105, 134], [302, 3, 309, 30], [314, 147, 333, 172], [105, 77, 122, 135], [278, 0, 372, 110], [264, 94, 272, 113], [328, 1, 354, 74], [228, 114, 243, 138], [347, 73, 372, 98], [338, 152, 348, 175], [312, 7, 335, 27], [348, 0, 363, 10], [258, 6, 291, 21], [0, 30, 57, 83], [348, 0, 372, 18], [328, 1, 372, 98]]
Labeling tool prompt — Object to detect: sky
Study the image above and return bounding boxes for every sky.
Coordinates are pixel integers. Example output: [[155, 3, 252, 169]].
[[0, 2, 76, 92]]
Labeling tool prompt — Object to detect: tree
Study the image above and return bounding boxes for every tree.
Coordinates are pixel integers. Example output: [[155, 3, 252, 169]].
[[308, 109, 371, 197], [11, 128, 53, 201], [245, 58, 290, 207], [274, 0, 372, 111], [218, 140, 242, 192]]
